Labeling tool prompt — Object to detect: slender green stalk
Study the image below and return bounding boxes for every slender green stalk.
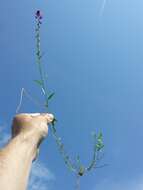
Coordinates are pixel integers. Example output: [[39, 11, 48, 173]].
[[35, 11, 77, 173], [34, 10, 105, 190], [35, 18, 49, 107]]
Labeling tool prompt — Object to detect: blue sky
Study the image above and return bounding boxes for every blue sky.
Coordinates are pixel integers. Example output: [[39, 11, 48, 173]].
[[0, 0, 143, 189]]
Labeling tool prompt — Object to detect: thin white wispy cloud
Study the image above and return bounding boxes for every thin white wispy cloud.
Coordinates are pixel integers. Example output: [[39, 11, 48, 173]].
[[94, 177, 143, 190], [100, 0, 108, 16], [0, 126, 55, 190], [31, 161, 55, 181], [28, 161, 55, 190]]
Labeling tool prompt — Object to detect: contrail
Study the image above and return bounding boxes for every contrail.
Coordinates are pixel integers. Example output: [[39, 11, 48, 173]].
[[100, 0, 107, 16]]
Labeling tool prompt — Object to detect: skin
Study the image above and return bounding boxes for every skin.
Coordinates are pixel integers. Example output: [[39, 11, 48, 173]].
[[0, 113, 54, 190]]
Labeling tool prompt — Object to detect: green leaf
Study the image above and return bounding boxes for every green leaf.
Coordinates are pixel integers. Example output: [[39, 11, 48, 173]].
[[34, 80, 43, 86], [96, 144, 101, 151], [97, 139, 103, 144], [98, 132, 103, 140], [97, 132, 103, 143], [48, 92, 55, 100], [96, 143, 104, 151]]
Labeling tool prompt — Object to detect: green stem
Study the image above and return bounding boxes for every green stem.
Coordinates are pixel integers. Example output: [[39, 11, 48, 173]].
[[35, 18, 77, 173], [36, 20, 49, 107], [35, 16, 104, 182]]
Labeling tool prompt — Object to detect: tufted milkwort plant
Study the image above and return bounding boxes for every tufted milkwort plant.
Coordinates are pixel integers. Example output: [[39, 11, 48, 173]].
[[16, 10, 105, 190]]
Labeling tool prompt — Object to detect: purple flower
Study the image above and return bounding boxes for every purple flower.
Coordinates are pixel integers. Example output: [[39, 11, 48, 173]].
[[35, 10, 43, 20]]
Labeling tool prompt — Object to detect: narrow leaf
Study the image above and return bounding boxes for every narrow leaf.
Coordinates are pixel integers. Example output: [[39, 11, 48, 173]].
[[34, 80, 43, 86], [48, 92, 55, 100]]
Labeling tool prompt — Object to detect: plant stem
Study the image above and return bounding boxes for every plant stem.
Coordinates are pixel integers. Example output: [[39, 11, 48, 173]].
[[75, 174, 80, 190]]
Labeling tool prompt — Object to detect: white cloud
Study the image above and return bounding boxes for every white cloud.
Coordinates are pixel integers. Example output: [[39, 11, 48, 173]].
[[28, 161, 55, 190], [31, 161, 55, 181], [94, 177, 143, 190], [100, 0, 107, 16]]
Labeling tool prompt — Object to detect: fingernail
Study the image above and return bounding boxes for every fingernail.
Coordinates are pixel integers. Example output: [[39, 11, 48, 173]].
[[30, 113, 40, 116], [48, 114, 54, 121]]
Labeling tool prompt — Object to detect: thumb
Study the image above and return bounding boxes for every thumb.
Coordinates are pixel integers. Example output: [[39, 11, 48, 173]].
[[39, 113, 54, 124]]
